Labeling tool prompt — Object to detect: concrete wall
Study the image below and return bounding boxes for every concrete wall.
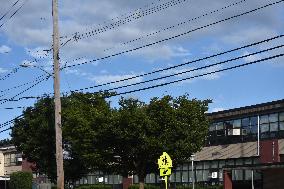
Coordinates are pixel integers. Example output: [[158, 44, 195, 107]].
[[0, 152, 4, 176]]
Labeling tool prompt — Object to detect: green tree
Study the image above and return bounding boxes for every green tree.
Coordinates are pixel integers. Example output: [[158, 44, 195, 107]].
[[81, 95, 210, 189], [11, 92, 112, 183]]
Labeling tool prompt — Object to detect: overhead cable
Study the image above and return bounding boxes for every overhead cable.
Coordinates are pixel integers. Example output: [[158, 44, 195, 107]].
[[104, 0, 247, 52], [71, 44, 284, 93], [63, 0, 284, 69]]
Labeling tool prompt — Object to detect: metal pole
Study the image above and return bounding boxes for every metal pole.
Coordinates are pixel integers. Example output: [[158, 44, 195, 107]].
[[191, 158, 195, 189], [251, 170, 254, 189], [52, 0, 64, 188], [257, 115, 260, 156]]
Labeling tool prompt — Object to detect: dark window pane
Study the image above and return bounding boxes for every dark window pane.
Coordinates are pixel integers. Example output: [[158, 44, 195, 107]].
[[233, 119, 241, 128], [250, 125, 258, 134], [242, 118, 250, 127], [269, 113, 278, 123], [216, 122, 224, 130], [279, 112, 284, 122], [260, 123, 269, 133], [260, 115, 269, 124], [216, 130, 225, 136], [270, 122, 278, 132], [244, 158, 252, 165], [209, 124, 216, 131], [250, 116, 258, 126], [280, 122, 284, 131]]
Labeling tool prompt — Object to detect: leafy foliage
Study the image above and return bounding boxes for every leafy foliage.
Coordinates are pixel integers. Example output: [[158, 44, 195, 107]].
[[9, 171, 33, 189], [11, 92, 210, 189], [11, 92, 112, 182], [75, 184, 112, 189], [128, 184, 159, 189], [0, 138, 12, 147], [79, 95, 210, 188]]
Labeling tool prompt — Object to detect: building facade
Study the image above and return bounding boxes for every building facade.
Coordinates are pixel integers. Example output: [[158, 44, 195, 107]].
[[77, 99, 284, 189], [135, 99, 284, 189], [0, 145, 34, 188]]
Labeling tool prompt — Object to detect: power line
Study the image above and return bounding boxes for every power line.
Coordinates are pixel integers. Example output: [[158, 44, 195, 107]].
[[0, 0, 21, 21], [1, 34, 283, 102], [0, 53, 283, 133], [71, 44, 284, 93], [0, 67, 20, 81], [31, 0, 188, 59], [109, 53, 284, 97], [0, 74, 46, 94], [67, 0, 188, 41], [59, 0, 165, 39], [104, 0, 247, 52], [70, 35, 284, 92], [0, 127, 12, 134], [62, 0, 284, 69], [0, 0, 29, 28], [0, 75, 51, 105]]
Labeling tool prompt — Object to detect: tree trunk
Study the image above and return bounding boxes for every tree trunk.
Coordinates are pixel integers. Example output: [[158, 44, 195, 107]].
[[138, 175, 145, 189]]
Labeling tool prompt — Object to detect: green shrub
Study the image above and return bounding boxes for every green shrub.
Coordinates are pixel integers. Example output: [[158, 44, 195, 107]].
[[9, 171, 33, 189], [75, 184, 112, 189], [128, 184, 159, 189], [176, 185, 223, 189]]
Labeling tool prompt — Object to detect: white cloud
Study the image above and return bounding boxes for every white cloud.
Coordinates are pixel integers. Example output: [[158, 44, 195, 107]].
[[0, 45, 11, 54], [25, 46, 51, 59], [0, 68, 8, 73], [242, 51, 264, 63], [211, 107, 225, 112], [159, 63, 223, 84], [89, 73, 143, 87]]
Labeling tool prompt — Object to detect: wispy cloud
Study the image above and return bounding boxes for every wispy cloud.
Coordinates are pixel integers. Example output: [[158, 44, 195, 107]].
[[89, 73, 144, 87], [0, 45, 11, 54], [0, 68, 8, 73]]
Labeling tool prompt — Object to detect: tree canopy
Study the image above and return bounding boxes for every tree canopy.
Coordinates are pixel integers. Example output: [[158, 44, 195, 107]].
[[11, 92, 210, 188]]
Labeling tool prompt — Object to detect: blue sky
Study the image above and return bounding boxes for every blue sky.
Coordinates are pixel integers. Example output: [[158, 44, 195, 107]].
[[0, 0, 284, 139]]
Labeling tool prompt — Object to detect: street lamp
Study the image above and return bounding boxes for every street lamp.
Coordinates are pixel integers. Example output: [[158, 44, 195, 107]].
[[190, 155, 195, 189], [20, 63, 53, 77]]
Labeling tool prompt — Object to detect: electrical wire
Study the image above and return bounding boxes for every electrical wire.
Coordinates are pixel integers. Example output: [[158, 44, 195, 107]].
[[104, 0, 247, 52], [1, 35, 283, 102], [0, 75, 51, 105], [69, 0, 188, 41], [0, 0, 29, 28], [0, 53, 283, 133], [59, 0, 165, 39], [71, 44, 284, 93], [0, 0, 21, 21], [70, 35, 284, 92], [0, 74, 46, 94], [0, 67, 20, 81], [62, 0, 284, 69], [108, 53, 284, 97]]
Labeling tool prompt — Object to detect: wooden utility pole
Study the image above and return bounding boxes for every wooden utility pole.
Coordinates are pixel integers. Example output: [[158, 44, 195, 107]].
[[52, 0, 64, 188]]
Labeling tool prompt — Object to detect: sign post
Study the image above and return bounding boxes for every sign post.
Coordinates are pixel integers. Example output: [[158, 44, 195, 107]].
[[158, 152, 173, 189]]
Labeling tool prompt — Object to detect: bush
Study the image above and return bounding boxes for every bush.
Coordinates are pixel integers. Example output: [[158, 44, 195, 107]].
[[128, 184, 159, 189], [176, 185, 223, 189], [9, 171, 33, 189], [75, 184, 112, 189]]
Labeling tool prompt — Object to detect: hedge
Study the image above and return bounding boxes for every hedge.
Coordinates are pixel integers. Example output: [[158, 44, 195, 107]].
[[176, 185, 223, 189], [128, 184, 160, 189], [75, 184, 112, 189], [9, 171, 33, 189]]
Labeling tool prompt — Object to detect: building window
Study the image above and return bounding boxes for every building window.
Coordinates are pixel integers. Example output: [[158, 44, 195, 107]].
[[260, 115, 269, 124], [4, 153, 22, 166]]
